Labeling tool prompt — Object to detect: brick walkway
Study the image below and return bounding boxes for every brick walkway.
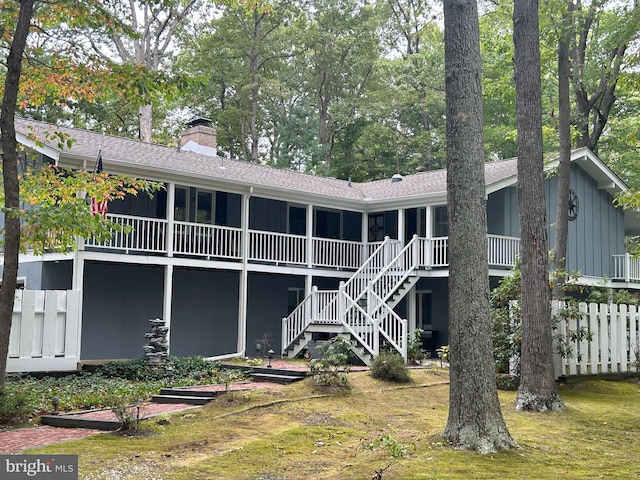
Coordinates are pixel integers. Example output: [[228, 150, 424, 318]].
[[0, 359, 348, 453]]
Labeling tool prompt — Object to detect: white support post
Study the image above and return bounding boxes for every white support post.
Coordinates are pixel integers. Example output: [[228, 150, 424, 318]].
[[373, 319, 380, 356], [71, 251, 85, 364], [166, 182, 175, 257], [163, 264, 174, 354], [425, 207, 434, 268], [401, 318, 408, 361], [281, 317, 287, 356], [312, 286, 318, 322], [306, 204, 314, 268], [406, 285, 417, 334], [237, 190, 251, 357], [339, 282, 346, 325], [397, 207, 405, 245], [625, 253, 631, 283], [361, 214, 369, 263]]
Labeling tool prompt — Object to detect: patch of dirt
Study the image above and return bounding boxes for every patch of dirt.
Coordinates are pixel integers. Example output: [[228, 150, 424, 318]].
[[301, 411, 344, 426]]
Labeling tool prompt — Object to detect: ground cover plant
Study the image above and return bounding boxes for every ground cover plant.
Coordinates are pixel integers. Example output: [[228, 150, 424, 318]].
[[0, 356, 226, 427], [26, 367, 640, 479]]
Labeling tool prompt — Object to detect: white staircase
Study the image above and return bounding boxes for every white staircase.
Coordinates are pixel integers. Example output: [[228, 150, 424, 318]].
[[281, 236, 422, 364]]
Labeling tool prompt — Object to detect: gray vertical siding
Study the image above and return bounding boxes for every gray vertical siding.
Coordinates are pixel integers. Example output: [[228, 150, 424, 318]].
[[170, 268, 239, 357], [81, 262, 165, 360], [487, 163, 624, 278], [545, 164, 624, 277], [246, 273, 305, 355]]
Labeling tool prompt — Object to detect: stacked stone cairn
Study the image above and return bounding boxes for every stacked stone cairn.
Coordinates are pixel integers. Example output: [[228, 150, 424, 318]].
[[144, 318, 169, 366]]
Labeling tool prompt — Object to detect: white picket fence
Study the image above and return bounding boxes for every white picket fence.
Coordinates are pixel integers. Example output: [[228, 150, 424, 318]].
[[554, 301, 640, 377], [7, 290, 81, 373]]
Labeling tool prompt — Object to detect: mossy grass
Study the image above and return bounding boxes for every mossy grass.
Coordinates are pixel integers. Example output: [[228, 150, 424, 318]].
[[28, 369, 640, 479]]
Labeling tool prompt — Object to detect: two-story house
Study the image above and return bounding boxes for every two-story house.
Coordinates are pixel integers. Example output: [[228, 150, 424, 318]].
[[5, 117, 640, 371]]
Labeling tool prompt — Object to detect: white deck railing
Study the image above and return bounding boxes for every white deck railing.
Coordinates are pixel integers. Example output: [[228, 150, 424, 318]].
[[313, 238, 365, 269], [174, 222, 242, 259], [488, 234, 521, 267], [613, 254, 640, 282], [84, 215, 533, 273], [85, 213, 168, 253]]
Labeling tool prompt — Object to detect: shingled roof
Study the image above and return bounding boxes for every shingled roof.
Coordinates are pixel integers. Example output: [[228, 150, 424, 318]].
[[14, 117, 519, 204]]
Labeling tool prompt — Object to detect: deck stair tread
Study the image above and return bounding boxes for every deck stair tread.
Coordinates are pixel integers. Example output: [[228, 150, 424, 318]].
[[150, 394, 215, 405]]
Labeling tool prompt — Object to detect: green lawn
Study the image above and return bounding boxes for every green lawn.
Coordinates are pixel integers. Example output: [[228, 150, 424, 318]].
[[30, 368, 640, 480]]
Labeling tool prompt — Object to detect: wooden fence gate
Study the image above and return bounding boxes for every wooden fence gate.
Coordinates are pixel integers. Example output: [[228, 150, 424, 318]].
[[7, 290, 81, 373]]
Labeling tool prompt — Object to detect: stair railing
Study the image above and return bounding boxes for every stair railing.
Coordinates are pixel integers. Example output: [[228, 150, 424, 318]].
[[366, 288, 407, 359], [338, 282, 378, 357], [343, 237, 402, 303], [369, 235, 420, 303], [281, 286, 340, 354]]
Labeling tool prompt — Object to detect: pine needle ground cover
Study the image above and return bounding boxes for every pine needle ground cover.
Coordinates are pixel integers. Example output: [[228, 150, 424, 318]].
[[30, 369, 640, 479]]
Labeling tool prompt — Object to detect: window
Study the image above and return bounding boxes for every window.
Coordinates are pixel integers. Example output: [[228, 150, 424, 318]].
[[314, 209, 341, 239], [175, 187, 188, 221], [368, 213, 384, 242], [196, 191, 213, 223], [405, 207, 426, 242], [289, 206, 306, 235], [434, 206, 448, 237]]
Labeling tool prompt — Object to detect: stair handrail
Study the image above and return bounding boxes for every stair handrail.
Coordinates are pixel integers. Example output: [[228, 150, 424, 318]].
[[366, 288, 407, 359], [339, 283, 378, 357], [343, 237, 402, 303], [369, 235, 420, 303], [281, 286, 340, 354]]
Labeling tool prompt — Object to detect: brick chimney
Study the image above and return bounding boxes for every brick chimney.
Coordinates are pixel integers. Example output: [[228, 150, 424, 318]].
[[179, 118, 217, 156]]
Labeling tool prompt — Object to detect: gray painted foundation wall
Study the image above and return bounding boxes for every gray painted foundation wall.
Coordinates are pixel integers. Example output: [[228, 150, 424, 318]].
[[246, 272, 305, 355], [81, 262, 164, 360], [170, 267, 239, 357], [81, 262, 241, 360]]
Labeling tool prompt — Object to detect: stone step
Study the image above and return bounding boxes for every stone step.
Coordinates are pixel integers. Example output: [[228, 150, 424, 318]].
[[150, 394, 213, 405], [221, 364, 308, 379], [159, 387, 225, 398], [40, 414, 122, 431], [251, 372, 306, 384]]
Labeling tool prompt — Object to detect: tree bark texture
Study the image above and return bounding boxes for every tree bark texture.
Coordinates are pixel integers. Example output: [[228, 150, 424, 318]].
[[552, 5, 573, 299], [138, 104, 153, 143], [0, 0, 35, 387], [513, 0, 564, 412], [441, 0, 516, 453]]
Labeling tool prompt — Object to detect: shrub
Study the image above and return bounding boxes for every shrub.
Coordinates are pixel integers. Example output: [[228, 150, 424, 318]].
[[371, 353, 411, 383], [94, 356, 220, 384], [407, 329, 429, 364], [0, 387, 33, 425], [106, 394, 143, 431], [309, 336, 352, 388]]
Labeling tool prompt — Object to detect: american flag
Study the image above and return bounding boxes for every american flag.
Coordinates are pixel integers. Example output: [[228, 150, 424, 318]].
[[90, 151, 108, 217]]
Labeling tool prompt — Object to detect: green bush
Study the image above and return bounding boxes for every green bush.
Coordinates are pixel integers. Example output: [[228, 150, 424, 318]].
[[94, 356, 220, 383], [0, 387, 34, 425], [371, 353, 411, 383], [310, 336, 352, 388], [407, 329, 429, 364]]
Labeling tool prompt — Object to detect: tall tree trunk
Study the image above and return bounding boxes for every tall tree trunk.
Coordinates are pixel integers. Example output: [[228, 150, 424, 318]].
[[513, 0, 564, 412], [0, 0, 35, 387], [138, 103, 152, 142], [441, 0, 516, 453], [419, 91, 433, 171], [552, 4, 573, 299]]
